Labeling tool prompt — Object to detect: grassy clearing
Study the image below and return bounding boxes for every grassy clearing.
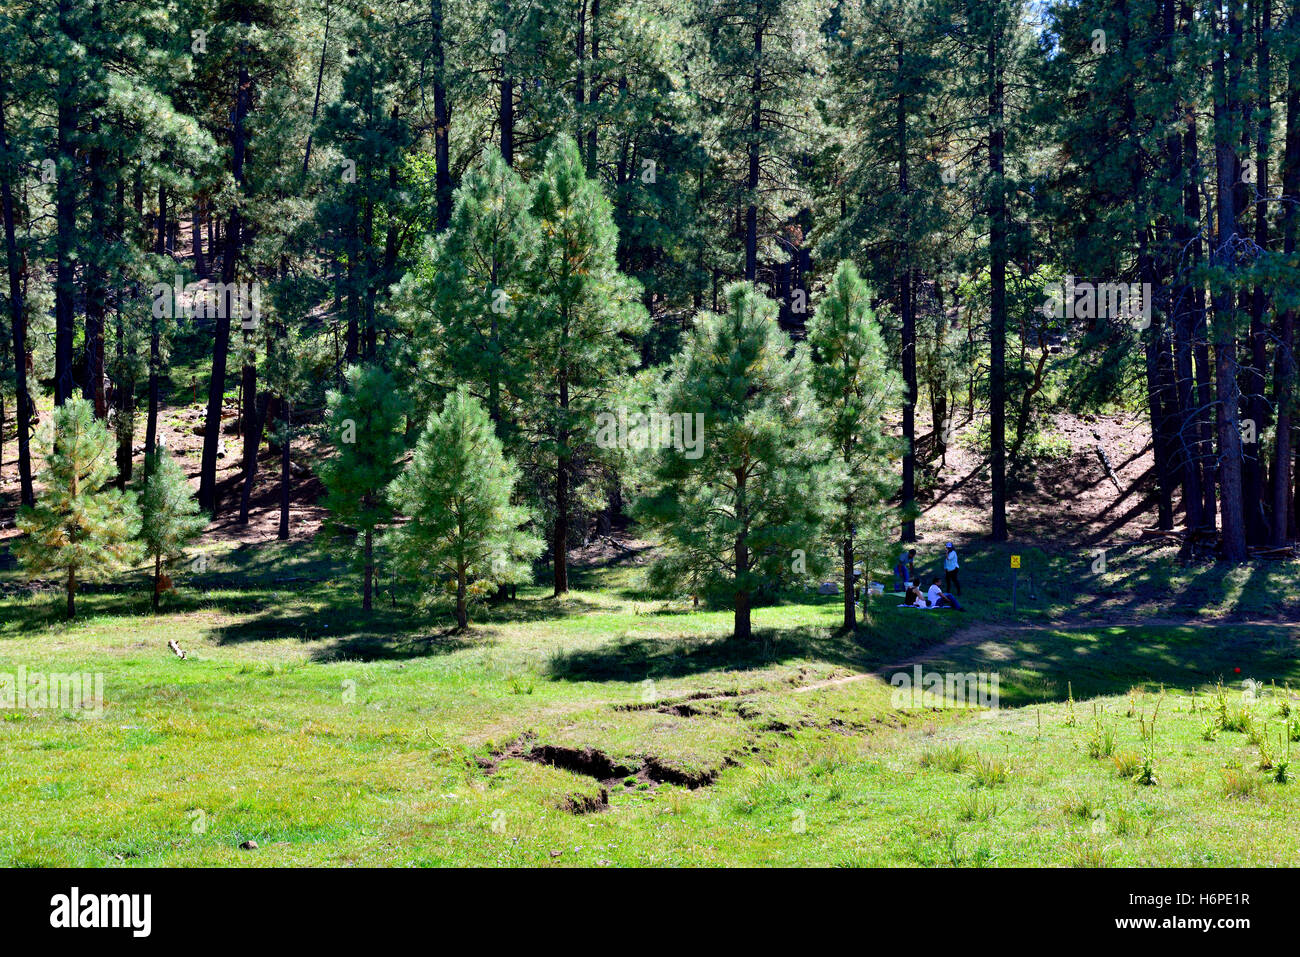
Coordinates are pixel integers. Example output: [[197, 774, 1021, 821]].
[[1, 539, 1298, 866]]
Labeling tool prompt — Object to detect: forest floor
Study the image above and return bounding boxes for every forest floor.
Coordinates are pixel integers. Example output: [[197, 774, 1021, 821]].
[[2, 391, 1299, 866]]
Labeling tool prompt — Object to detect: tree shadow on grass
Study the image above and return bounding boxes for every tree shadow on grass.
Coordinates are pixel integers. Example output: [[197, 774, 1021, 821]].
[[545, 623, 870, 683], [204, 589, 603, 662], [929, 623, 1300, 708], [203, 603, 489, 662], [544, 611, 958, 684], [471, 593, 603, 625], [309, 629, 499, 663]]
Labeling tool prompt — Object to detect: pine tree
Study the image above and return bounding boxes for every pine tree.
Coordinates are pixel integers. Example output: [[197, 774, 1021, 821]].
[[819, 0, 950, 542], [137, 442, 206, 612], [315, 0, 416, 364], [636, 282, 828, 641], [528, 134, 647, 595], [320, 363, 407, 612], [396, 148, 540, 432], [15, 396, 141, 619], [388, 387, 541, 630], [807, 261, 900, 630], [690, 0, 825, 281]]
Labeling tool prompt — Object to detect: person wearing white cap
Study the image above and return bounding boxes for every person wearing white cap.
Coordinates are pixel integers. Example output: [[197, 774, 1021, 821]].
[[943, 542, 961, 595]]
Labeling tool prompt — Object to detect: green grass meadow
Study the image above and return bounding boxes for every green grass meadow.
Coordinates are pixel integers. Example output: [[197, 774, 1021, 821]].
[[2, 540, 1298, 867]]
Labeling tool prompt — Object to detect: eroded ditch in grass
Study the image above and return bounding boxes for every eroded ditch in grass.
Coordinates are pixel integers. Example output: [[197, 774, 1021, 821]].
[[477, 732, 735, 815], [475, 676, 919, 816]]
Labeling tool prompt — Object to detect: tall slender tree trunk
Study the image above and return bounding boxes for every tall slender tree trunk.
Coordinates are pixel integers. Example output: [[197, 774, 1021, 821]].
[[575, 0, 587, 143], [0, 86, 34, 505], [744, 16, 762, 282], [553, 370, 570, 595], [1212, 0, 1248, 562], [144, 185, 166, 462], [363, 525, 374, 612], [200, 39, 251, 514], [898, 43, 916, 542], [53, 0, 80, 407], [1244, 0, 1272, 542], [1274, 0, 1300, 545], [278, 400, 291, 540], [735, 468, 751, 640], [1182, 62, 1218, 525], [1166, 0, 1202, 533], [301, 4, 331, 182], [345, 218, 360, 363], [455, 561, 468, 630], [586, 0, 600, 176], [987, 26, 1008, 542], [499, 1, 514, 167], [114, 310, 135, 486], [83, 111, 109, 420], [238, 391, 269, 522], [431, 0, 452, 230], [192, 203, 206, 278], [239, 348, 257, 506], [842, 494, 855, 631]]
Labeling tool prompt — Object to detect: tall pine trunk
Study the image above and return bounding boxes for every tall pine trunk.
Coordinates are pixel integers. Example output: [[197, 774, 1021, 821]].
[[898, 42, 916, 542], [431, 0, 452, 230], [1275, 0, 1300, 544], [278, 400, 291, 541], [1166, 0, 1202, 533], [745, 14, 762, 282], [1244, 0, 1272, 542], [987, 25, 1008, 542], [498, 0, 514, 167], [1184, 86, 1218, 524], [842, 496, 855, 631], [364, 525, 374, 612], [1212, 0, 1248, 562], [301, 5, 331, 182], [192, 203, 206, 278], [455, 561, 467, 630], [200, 25, 251, 514], [152, 553, 162, 612], [144, 184, 166, 461], [83, 112, 108, 420], [238, 391, 269, 522], [734, 467, 751, 640], [586, 0, 600, 176], [553, 371, 570, 595], [0, 87, 34, 505], [53, 0, 79, 407]]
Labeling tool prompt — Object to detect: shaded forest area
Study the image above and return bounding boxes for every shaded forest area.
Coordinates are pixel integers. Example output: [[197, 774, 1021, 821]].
[[1, 0, 1299, 620]]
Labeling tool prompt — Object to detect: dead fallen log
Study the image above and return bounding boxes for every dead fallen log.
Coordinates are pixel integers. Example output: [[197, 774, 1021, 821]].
[[1248, 545, 1299, 558], [1094, 444, 1122, 493]]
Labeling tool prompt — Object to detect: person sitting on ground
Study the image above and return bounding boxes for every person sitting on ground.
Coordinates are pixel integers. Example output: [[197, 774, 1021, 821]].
[[927, 577, 963, 610], [904, 584, 927, 608]]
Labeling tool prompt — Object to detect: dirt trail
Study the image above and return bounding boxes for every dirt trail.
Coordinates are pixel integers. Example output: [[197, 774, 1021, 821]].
[[619, 615, 1294, 712]]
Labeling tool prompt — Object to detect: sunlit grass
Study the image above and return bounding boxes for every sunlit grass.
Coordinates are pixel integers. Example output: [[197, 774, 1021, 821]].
[[1, 537, 1298, 866]]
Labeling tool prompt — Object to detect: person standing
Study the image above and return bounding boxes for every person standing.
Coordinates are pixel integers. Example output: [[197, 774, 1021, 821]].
[[943, 542, 961, 595], [894, 548, 917, 592]]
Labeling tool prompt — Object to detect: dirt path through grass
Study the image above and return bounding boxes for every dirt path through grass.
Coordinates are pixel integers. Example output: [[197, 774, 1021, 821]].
[[787, 615, 1295, 697]]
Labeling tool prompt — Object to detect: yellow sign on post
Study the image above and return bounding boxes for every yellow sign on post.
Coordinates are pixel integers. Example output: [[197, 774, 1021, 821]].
[[1011, 555, 1021, 569]]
